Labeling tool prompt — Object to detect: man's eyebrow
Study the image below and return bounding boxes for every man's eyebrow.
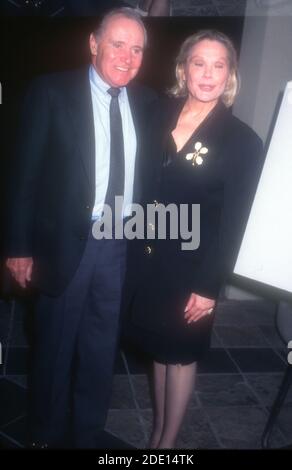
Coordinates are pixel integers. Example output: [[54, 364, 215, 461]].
[[110, 39, 124, 44], [109, 39, 144, 50]]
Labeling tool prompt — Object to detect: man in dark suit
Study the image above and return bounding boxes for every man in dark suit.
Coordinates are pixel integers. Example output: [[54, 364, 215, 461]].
[[5, 7, 156, 448]]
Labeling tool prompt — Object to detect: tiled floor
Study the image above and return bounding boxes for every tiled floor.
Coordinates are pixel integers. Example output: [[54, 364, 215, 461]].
[[1, 296, 292, 449]]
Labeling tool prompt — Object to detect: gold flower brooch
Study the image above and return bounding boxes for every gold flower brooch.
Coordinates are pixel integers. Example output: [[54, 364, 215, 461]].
[[186, 142, 208, 166]]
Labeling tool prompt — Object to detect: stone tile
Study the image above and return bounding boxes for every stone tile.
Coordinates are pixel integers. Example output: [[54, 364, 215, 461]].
[[214, 309, 250, 327], [244, 373, 292, 408], [228, 348, 285, 373], [0, 432, 22, 449], [141, 408, 220, 449], [178, 408, 220, 449], [105, 410, 146, 449], [275, 348, 290, 364], [214, 300, 276, 327], [204, 406, 285, 449], [259, 325, 285, 348], [130, 375, 152, 409], [97, 430, 136, 449], [216, 299, 251, 312], [110, 375, 136, 409], [214, 300, 255, 326], [198, 349, 239, 374], [220, 432, 286, 449], [237, 299, 276, 314], [3, 422, 134, 450], [215, 325, 270, 348], [276, 406, 292, 441], [131, 374, 200, 410], [188, 389, 201, 409], [243, 300, 276, 325], [196, 374, 259, 407], [6, 375, 28, 389], [0, 379, 27, 427], [210, 330, 222, 348], [1, 415, 27, 447]]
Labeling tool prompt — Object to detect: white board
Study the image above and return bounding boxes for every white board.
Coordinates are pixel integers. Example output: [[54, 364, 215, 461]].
[[234, 81, 292, 293]]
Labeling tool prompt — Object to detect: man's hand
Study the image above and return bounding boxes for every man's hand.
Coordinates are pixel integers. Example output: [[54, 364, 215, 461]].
[[6, 257, 33, 289], [184, 292, 215, 324]]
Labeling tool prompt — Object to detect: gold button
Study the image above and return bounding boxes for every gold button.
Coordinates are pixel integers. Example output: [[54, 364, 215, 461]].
[[145, 245, 152, 255]]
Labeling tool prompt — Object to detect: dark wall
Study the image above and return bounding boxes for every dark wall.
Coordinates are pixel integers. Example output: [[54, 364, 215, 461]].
[[1, 16, 244, 92]]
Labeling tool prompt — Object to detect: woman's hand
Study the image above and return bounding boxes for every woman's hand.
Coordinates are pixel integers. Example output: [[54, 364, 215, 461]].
[[184, 292, 215, 324]]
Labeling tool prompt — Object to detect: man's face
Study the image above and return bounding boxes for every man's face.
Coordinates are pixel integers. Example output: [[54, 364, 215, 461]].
[[90, 15, 145, 87]]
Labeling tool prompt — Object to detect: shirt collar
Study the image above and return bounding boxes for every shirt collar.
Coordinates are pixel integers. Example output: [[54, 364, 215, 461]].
[[89, 65, 126, 102]]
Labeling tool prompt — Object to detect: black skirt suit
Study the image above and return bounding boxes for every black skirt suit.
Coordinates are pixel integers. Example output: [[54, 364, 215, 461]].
[[124, 97, 264, 365]]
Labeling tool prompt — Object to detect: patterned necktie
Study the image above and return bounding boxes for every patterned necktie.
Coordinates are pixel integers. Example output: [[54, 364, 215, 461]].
[[105, 87, 125, 226]]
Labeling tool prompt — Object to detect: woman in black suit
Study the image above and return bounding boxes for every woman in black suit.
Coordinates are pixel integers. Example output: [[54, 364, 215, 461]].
[[125, 30, 264, 448]]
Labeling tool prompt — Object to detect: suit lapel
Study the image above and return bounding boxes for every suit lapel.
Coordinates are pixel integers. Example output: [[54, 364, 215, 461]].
[[66, 68, 95, 192], [127, 85, 147, 204]]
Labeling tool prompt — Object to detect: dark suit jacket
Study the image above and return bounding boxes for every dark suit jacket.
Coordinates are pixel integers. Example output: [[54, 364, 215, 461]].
[[124, 96, 265, 334], [5, 67, 158, 296]]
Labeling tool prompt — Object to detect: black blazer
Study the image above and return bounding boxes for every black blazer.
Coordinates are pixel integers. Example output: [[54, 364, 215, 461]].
[[5, 68, 158, 296], [125, 96, 265, 324]]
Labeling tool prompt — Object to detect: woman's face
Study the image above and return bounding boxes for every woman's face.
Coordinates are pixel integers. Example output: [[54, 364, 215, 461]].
[[183, 39, 230, 105]]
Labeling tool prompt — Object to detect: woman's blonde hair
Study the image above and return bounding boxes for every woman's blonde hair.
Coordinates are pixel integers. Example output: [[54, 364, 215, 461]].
[[169, 29, 240, 107]]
